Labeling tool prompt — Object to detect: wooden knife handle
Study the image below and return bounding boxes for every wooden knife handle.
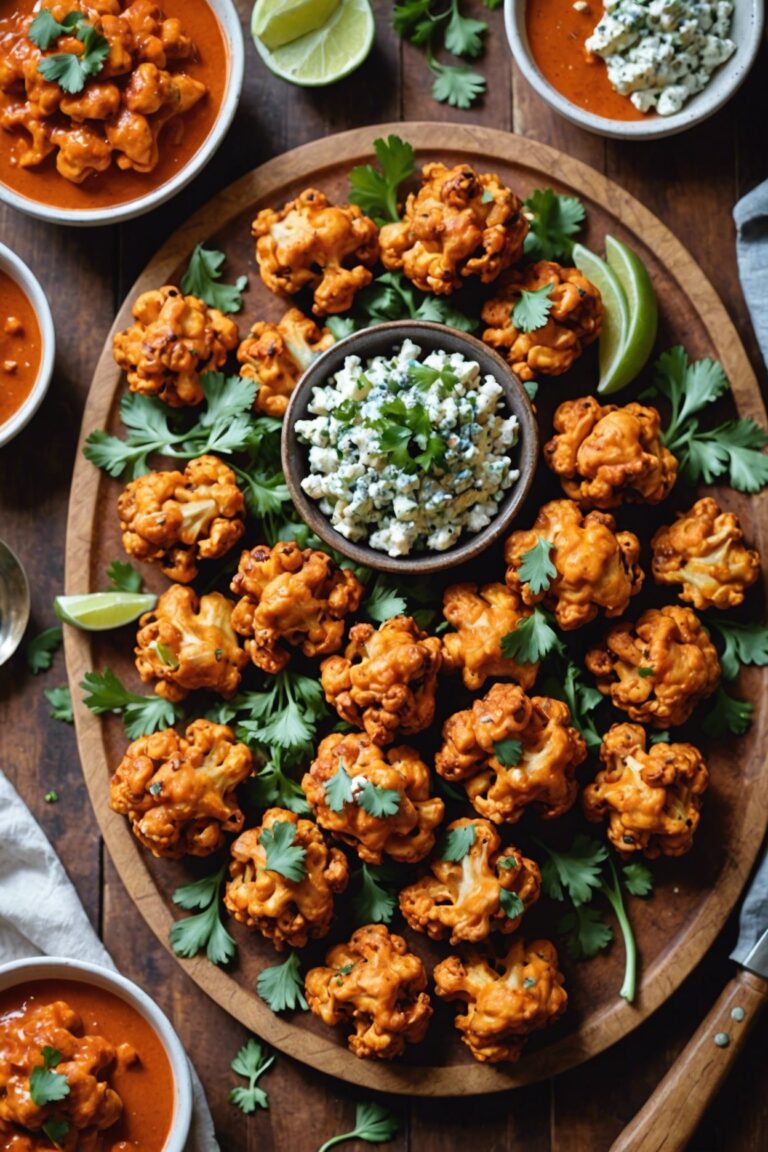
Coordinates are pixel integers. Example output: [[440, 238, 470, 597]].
[[609, 969, 768, 1152]]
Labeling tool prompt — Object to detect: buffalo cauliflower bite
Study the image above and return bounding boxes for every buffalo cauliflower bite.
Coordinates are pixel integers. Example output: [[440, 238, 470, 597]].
[[504, 499, 644, 629], [481, 260, 603, 381], [378, 162, 528, 294], [433, 937, 567, 1063], [112, 285, 239, 407], [109, 719, 252, 858], [134, 584, 247, 701], [224, 807, 349, 950], [441, 583, 539, 691], [544, 396, 678, 509], [651, 497, 761, 610], [583, 723, 709, 858], [399, 818, 541, 944], [302, 731, 444, 864], [117, 454, 246, 582], [435, 682, 586, 824], [251, 188, 379, 315], [304, 924, 432, 1059], [320, 615, 442, 745], [586, 605, 720, 727], [237, 307, 335, 417], [230, 541, 365, 674]]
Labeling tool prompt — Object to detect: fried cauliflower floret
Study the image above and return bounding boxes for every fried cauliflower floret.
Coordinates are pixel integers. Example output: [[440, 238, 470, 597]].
[[302, 732, 444, 865], [544, 396, 678, 509], [435, 683, 586, 824], [585, 605, 720, 728], [230, 541, 365, 674], [650, 497, 761, 610], [0, 999, 123, 1143], [378, 162, 528, 294], [399, 819, 540, 944], [320, 616, 442, 745], [440, 583, 539, 691], [433, 937, 567, 1063], [583, 723, 708, 858], [108, 719, 252, 858], [237, 307, 335, 417], [504, 499, 644, 630], [252, 188, 379, 315], [224, 808, 348, 950], [112, 285, 239, 407], [304, 924, 432, 1060], [117, 454, 246, 583], [481, 260, 603, 381], [134, 584, 247, 701]]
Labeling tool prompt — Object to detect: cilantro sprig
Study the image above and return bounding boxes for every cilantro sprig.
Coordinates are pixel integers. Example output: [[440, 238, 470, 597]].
[[256, 951, 308, 1013], [106, 559, 143, 593], [45, 686, 74, 723], [260, 820, 307, 882], [80, 667, 183, 739], [351, 863, 399, 926], [500, 607, 563, 664], [229, 1038, 274, 1114], [544, 658, 603, 749], [25, 627, 62, 675], [225, 670, 327, 759], [241, 748, 310, 816], [493, 737, 522, 767], [515, 539, 556, 595], [349, 135, 416, 225], [702, 686, 754, 737], [31, 10, 109, 95], [705, 616, 768, 682], [393, 1, 492, 108], [317, 1100, 400, 1152], [181, 245, 248, 314], [435, 823, 476, 861], [371, 397, 447, 474], [326, 269, 478, 339], [512, 284, 554, 333], [29, 1046, 70, 1106], [523, 188, 586, 261], [170, 863, 236, 966]]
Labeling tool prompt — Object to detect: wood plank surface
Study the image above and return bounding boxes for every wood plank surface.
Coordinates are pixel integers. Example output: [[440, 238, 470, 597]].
[[2, 2, 767, 1148]]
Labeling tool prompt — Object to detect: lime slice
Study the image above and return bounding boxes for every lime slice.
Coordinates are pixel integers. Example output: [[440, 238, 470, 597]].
[[54, 592, 157, 631], [252, 0, 374, 86], [604, 234, 658, 393], [252, 0, 340, 50], [572, 242, 631, 395]]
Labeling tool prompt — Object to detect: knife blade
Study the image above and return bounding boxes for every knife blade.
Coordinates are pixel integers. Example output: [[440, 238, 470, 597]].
[[731, 846, 768, 972]]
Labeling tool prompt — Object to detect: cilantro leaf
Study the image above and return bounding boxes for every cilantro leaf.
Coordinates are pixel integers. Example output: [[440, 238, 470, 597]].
[[516, 538, 556, 594], [242, 749, 310, 816], [493, 737, 522, 767], [80, 667, 183, 738], [106, 559, 142, 592], [706, 616, 768, 681], [559, 905, 614, 959], [352, 863, 398, 925], [344, 270, 478, 332], [231, 671, 327, 759], [29, 1047, 70, 1106], [362, 577, 408, 623], [325, 759, 355, 813], [36, 17, 109, 94], [436, 823, 476, 862], [653, 346, 729, 442], [28, 8, 80, 49], [181, 244, 247, 314], [45, 686, 73, 723], [357, 780, 401, 819], [229, 1038, 274, 1114], [544, 658, 603, 749], [536, 833, 608, 906], [349, 135, 416, 225], [26, 626, 62, 674], [444, 8, 486, 57], [430, 59, 486, 108], [170, 864, 236, 966], [256, 952, 308, 1013], [499, 889, 525, 920], [622, 862, 654, 897], [701, 686, 754, 737], [37, 52, 87, 93], [512, 284, 554, 333], [500, 607, 563, 664], [260, 820, 307, 882], [317, 1101, 400, 1152], [42, 1119, 70, 1143], [523, 188, 586, 261]]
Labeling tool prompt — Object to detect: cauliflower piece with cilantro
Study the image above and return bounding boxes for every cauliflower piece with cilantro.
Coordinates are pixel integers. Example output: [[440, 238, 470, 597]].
[[433, 937, 568, 1063], [109, 718, 253, 858], [237, 307, 335, 417], [302, 731, 444, 865], [117, 454, 246, 583], [440, 582, 540, 692], [305, 924, 433, 1060], [583, 723, 709, 858], [399, 818, 540, 945]]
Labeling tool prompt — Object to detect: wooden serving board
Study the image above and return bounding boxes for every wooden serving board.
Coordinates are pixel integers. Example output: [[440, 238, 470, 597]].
[[64, 123, 768, 1095]]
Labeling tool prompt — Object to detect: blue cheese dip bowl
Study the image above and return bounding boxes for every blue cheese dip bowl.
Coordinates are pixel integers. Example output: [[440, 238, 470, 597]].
[[281, 320, 538, 575]]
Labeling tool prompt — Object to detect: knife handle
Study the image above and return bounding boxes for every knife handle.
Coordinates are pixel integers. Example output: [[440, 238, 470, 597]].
[[609, 969, 768, 1152]]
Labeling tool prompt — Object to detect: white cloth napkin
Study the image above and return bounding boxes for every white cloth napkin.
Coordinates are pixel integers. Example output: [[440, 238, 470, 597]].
[[0, 770, 220, 1152], [734, 178, 768, 366]]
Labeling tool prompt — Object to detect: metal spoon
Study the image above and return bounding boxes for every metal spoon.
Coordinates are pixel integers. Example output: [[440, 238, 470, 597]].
[[0, 539, 30, 666]]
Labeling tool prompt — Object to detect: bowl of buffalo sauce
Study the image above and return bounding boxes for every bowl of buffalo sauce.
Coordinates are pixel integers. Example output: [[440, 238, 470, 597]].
[[0, 242, 55, 448]]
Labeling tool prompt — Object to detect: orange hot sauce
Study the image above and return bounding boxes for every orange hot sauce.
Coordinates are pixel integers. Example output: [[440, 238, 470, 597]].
[[0, 269, 41, 427]]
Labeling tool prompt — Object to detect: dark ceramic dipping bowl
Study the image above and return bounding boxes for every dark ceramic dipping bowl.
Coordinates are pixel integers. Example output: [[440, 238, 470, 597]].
[[281, 320, 538, 575]]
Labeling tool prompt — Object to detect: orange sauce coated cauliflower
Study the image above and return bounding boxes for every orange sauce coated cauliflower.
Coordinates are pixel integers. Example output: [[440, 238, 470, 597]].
[[304, 924, 432, 1060], [543, 396, 678, 509], [585, 605, 721, 728], [440, 582, 539, 691], [117, 454, 246, 583], [583, 722, 709, 858], [251, 188, 379, 315], [237, 307, 335, 417], [399, 818, 540, 944], [481, 260, 603, 381], [230, 541, 365, 674], [320, 615, 442, 745], [651, 496, 761, 610], [224, 808, 349, 950], [435, 682, 586, 824], [302, 731, 444, 864], [378, 162, 528, 294], [112, 285, 239, 407], [504, 499, 644, 630], [433, 937, 567, 1063], [109, 718, 252, 858]]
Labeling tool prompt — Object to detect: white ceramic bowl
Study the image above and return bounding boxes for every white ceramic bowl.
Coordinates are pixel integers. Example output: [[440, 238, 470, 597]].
[[0, 242, 55, 447], [0, 956, 193, 1151], [504, 0, 764, 140], [0, 0, 245, 225]]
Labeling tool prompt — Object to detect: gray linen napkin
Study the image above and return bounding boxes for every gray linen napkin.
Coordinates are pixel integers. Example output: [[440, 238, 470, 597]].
[[0, 770, 219, 1152], [734, 178, 768, 365]]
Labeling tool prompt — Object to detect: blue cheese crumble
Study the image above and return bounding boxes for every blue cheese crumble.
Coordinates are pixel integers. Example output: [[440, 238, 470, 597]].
[[295, 339, 520, 557], [585, 0, 735, 116]]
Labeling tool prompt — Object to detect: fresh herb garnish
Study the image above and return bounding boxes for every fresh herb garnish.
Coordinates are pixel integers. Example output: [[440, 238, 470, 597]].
[[516, 538, 556, 595], [242, 748, 310, 816], [29, 1046, 70, 1107], [500, 607, 563, 664], [393, 1, 491, 108], [705, 616, 768, 682], [317, 1100, 400, 1152], [170, 863, 236, 966], [44, 789, 59, 804], [181, 244, 248, 314], [26, 627, 62, 674], [106, 559, 143, 593], [325, 759, 356, 813], [351, 863, 399, 926], [260, 820, 307, 882], [349, 135, 416, 225], [34, 13, 109, 95], [256, 951, 308, 1012], [357, 780, 401, 819], [42, 1118, 70, 1143], [499, 889, 525, 920], [701, 686, 754, 737], [544, 658, 603, 749], [512, 284, 554, 333], [229, 1038, 274, 1114], [45, 685, 73, 723], [326, 269, 478, 336], [362, 577, 408, 623], [493, 737, 523, 767], [523, 188, 586, 261], [370, 397, 448, 474], [80, 667, 183, 739], [436, 823, 476, 861], [29, 8, 82, 49], [229, 671, 328, 759]]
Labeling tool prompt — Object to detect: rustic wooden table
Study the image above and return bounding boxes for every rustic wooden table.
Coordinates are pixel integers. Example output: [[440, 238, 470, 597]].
[[1, 4, 767, 1149]]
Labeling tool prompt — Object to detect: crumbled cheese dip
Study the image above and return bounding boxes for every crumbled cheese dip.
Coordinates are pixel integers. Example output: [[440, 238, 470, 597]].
[[585, 0, 735, 116], [295, 339, 520, 557]]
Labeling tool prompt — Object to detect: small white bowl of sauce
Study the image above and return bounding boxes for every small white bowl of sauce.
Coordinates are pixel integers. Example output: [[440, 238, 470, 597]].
[[0, 242, 55, 448]]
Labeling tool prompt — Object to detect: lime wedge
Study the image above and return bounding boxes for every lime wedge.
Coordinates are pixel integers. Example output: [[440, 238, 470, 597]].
[[54, 592, 157, 631], [604, 234, 658, 393], [572, 242, 631, 396], [252, 0, 374, 86], [252, 0, 340, 50]]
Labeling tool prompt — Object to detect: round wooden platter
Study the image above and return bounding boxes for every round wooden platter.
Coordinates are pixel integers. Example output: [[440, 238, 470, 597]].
[[65, 123, 768, 1095]]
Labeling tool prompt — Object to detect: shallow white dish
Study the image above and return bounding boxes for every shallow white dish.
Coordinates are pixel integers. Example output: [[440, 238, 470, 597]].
[[0, 241, 55, 447], [504, 0, 764, 140]]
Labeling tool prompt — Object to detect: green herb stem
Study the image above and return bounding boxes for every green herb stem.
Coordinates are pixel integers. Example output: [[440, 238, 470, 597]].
[[600, 859, 636, 1003]]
